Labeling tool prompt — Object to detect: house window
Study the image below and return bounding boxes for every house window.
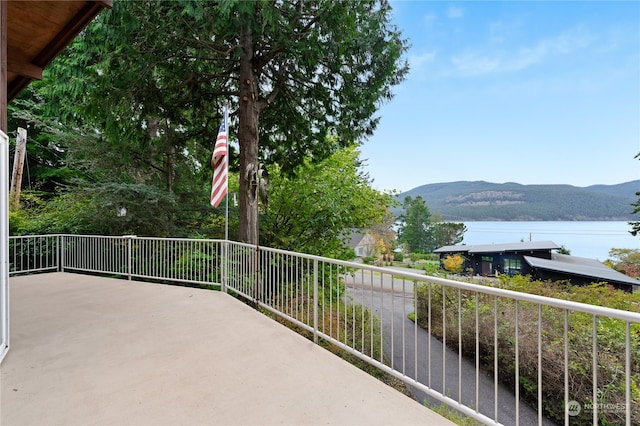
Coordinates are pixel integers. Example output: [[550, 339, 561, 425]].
[[504, 258, 522, 276]]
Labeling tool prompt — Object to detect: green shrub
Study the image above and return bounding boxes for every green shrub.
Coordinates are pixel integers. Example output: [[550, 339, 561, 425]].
[[408, 252, 439, 262], [423, 260, 440, 275], [415, 276, 640, 425]]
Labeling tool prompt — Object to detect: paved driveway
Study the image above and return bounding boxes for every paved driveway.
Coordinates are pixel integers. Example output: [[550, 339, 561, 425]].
[[345, 269, 555, 426]]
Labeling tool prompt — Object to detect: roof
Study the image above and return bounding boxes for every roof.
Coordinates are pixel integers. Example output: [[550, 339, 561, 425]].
[[434, 240, 561, 254], [6, 0, 112, 102], [524, 253, 640, 287], [348, 232, 366, 249]]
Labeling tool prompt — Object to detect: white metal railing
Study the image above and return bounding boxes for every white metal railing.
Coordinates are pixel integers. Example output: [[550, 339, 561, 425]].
[[9, 235, 59, 275], [8, 235, 640, 426]]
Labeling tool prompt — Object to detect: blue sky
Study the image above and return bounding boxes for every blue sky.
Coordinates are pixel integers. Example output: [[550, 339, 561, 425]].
[[361, 1, 640, 193]]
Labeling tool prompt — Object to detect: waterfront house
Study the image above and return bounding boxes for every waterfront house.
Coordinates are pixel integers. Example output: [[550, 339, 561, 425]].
[[434, 241, 639, 292]]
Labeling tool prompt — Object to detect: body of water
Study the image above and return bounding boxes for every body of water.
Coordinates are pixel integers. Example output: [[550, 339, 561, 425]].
[[462, 221, 639, 261]]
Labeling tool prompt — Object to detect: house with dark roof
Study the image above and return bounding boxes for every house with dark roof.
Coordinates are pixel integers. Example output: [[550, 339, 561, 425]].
[[434, 241, 639, 292]]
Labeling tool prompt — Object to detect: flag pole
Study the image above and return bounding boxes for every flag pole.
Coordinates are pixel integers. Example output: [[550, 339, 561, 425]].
[[224, 101, 229, 242], [222, 102, 230, 294]]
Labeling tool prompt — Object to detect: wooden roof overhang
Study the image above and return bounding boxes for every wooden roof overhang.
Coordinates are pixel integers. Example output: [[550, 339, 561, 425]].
[[6, 0, 112, 102]]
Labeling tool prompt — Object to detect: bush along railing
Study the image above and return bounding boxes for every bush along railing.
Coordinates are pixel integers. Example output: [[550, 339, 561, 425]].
[[9, 235, 59, 275], [415, 279, 640, 426], [8, 235, 640, 426]]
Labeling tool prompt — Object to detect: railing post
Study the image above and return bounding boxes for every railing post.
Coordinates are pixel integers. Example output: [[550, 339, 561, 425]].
[[221, 240, 228, 293], [56, 235, 60, 272], [127, 236, 132, 281], [254, 244, 260, 304], [313, 259, 318, 344], [60, 235, 65, 273]]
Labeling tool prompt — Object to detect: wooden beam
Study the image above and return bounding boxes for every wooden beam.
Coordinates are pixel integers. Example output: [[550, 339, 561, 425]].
[[7, 1, 112, 102], [31, 2, 107, 68], [1, 0, 7, 133], [7, 60, 42, 81], [10, 128, 27, 210]]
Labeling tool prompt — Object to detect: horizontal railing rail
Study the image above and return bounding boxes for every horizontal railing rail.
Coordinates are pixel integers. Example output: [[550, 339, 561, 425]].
[[8, 234, 640, 426]]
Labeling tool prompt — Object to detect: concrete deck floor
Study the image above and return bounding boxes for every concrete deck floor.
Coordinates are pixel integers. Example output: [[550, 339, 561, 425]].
[[1, 273, 454, 425]]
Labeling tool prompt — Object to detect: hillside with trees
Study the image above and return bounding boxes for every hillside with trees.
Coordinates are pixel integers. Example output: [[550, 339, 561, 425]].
[[398, 180, 639, 221]]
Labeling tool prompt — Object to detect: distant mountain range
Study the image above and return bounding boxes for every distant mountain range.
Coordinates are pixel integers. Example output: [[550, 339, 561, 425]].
[[397, 180, 640, 221]]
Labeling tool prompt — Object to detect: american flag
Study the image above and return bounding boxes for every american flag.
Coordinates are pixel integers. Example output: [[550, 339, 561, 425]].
[[210, 116, 228, 208]]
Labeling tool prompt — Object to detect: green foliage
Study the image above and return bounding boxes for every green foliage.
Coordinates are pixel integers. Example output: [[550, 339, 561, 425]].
[[9, 210, 27, 236], [407, 252, 439, 262], [415, 275, 640, 425], [34, 0, 408, 243], [630, 153, 640, 236], [424, 403, 484, 426], [431, 221, 467, 249], [631, 194, 640, 236], [398, 196, 433, 253], [558, 245, 571, 254], [8, 87, 87, 193], [12, 191, 96, 235], [607, 248, 640, 278], [11, 184, 177, 236], [260, 146, 394, 259], [423, 261, 440, 275], [369, 211, 398, 263]]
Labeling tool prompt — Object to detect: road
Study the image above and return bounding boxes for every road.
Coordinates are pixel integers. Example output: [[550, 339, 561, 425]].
[[344, 270, 555, 426]]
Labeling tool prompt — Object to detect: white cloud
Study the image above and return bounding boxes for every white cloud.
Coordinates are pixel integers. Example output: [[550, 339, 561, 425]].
[[424, 12, 437, 27], [547, 27, 595, 53], [449, 27, 596, 77], [447, 6, 464, 19], [488, 20, 508, 44], [450, 53, 500, 76], [409, 50, 436, 66], [507, 27, 596, 71], [409, 50, 437, 70]]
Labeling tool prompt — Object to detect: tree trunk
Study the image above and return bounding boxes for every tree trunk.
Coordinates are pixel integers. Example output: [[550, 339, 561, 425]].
[[164, 125, 175, 233], [238, 26, 259, 244], [164, 124, 175, 194]]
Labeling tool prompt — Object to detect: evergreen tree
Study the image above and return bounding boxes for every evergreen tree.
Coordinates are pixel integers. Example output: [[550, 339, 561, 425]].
[[398, 196, 433, 253], [431, 221, 467, 249], [630, 153, 640, 237], [38, 0, 408, 244]]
